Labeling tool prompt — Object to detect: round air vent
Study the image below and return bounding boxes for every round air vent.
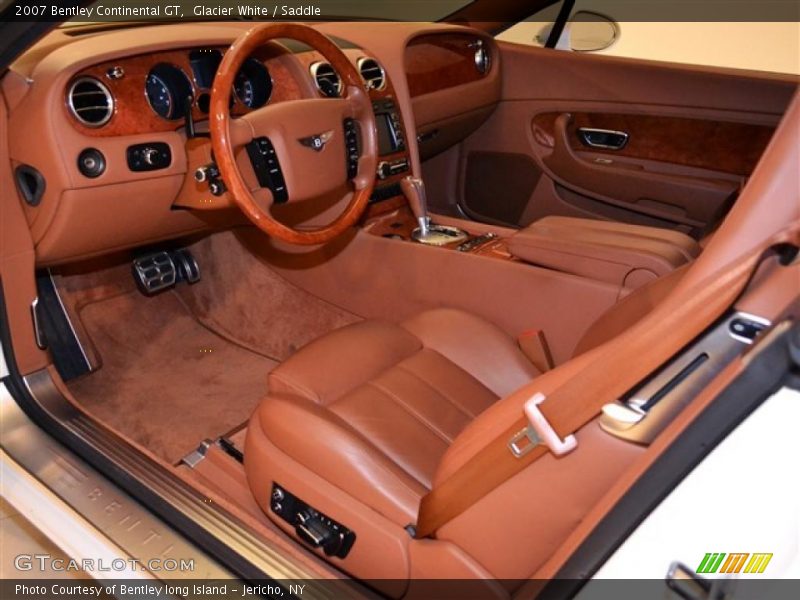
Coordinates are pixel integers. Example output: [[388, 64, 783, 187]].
[[67, 77, 114, 127], [357, 57, 386, 91], [310, 62, 342, 98]]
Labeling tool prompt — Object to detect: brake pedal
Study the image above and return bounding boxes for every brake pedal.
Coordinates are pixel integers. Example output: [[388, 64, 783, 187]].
[[133, 249, 201, 295], [132, 251, 177, 295]]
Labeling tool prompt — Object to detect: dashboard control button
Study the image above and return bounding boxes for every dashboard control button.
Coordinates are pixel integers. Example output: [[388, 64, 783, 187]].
[[142, 147, 159, 166], [127, 142, 171, 172], [77, 148, 106, 178], [106, 66, 125, 80]]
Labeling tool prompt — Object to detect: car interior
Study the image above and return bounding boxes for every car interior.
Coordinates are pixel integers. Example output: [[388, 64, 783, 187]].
[[0, 11, 798, 597]]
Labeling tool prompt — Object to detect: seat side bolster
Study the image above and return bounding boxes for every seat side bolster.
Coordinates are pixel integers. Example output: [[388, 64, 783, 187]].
[[251, 393, 426, 525]]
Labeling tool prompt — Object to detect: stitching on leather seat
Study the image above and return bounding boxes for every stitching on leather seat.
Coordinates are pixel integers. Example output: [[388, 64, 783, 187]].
[[394, 353, 492, 420], [366, 379, 455, 445]]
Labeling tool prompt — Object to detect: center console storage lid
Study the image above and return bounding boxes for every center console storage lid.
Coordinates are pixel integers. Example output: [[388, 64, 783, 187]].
[[507, 216, 701, 289]]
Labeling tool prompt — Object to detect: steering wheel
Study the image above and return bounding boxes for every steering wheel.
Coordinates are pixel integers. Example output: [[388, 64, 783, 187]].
[[210, 24, 378, 245]]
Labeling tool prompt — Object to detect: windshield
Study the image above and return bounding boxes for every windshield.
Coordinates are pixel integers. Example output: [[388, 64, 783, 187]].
[[55, 0, 476, 26]]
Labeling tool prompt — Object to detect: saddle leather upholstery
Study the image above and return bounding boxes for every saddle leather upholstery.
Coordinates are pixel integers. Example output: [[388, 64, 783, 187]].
[[250, 308, 538, 525], [244, 269, 684, 578]]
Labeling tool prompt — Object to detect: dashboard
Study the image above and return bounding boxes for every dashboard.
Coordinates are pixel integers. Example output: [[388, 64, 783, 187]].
[[3, 22, 500, 265], [65, 44, 305, 137]]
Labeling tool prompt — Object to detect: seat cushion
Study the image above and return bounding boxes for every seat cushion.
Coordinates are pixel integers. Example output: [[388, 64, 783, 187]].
[[247, 308, 539, 523]]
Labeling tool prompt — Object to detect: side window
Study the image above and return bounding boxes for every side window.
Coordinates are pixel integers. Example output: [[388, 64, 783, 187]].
[[496, 0, 800, 76]]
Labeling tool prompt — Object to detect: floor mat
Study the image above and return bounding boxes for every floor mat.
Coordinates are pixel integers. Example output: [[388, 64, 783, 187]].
[[176, 230, 360, 361], [67, 291, 277, 463]]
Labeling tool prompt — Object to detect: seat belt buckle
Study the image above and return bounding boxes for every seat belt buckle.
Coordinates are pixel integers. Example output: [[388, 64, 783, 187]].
[[508, 393, 578, 458]]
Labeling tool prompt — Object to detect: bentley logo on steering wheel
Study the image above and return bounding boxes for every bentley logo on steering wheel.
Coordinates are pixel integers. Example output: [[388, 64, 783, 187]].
[[298, 130, 334, 152]]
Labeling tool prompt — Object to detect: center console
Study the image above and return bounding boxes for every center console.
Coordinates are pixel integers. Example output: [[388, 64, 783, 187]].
[[364, 207, 700, 294], [367, 97, 411, 205]]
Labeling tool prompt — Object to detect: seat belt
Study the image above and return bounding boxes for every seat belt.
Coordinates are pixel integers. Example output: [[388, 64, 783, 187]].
[[414, 225, 799, 539]]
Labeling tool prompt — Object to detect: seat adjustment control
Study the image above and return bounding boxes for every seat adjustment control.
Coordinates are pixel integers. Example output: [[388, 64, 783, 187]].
[[270, 484, 355, 558]]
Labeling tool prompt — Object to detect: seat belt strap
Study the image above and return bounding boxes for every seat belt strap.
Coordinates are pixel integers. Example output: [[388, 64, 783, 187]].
[[414, 226, 799, 539]]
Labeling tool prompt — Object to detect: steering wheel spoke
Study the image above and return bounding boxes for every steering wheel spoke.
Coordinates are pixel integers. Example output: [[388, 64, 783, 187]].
[[229, 116, 255, 148]]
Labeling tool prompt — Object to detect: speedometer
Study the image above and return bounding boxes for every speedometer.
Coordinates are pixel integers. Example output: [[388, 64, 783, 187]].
[[145, 73, 172, 119], [144, 64, 194, 120]]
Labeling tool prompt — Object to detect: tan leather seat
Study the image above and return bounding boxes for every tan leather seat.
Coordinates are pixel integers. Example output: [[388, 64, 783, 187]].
[[248, 308, 539, 525], [244, 270, 684, 575]]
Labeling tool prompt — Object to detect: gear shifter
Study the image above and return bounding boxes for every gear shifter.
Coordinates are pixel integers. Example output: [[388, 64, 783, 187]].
[[400, 176, 431, 240], [400, 176, 467, 245]]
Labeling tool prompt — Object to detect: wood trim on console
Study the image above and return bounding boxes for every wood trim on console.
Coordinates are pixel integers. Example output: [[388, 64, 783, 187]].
[[363, 205, 517, 260], [532, 112, 775, 176], [406, 33, 489, 97]]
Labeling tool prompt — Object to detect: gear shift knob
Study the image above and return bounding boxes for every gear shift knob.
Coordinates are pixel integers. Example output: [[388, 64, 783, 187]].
[[401, 176, 430, 237]]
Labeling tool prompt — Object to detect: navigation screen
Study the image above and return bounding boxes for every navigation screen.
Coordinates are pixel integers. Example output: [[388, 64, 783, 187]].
[[376, 113, 399, 156]]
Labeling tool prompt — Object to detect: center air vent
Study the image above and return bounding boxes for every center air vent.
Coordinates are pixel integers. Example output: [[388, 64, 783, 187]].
[[357, 57, 386, 91], [67, 77, 114, 127], [310, 62, 342, 98]]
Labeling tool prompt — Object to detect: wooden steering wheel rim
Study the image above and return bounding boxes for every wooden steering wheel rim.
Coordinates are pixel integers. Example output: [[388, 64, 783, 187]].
[[210, 23, 378, 245]]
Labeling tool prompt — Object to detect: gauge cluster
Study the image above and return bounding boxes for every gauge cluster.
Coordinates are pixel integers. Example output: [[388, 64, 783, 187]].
[[142, 48, 273, 121], [145, 63, 193, 120]]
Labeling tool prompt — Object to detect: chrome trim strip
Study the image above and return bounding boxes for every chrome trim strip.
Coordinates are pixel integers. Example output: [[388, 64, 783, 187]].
[[576, 127, 629, 150], [30, 297, 46, 349], [1, 447, 158, 582], [600, 311, 773, 444], [0, 383, 233, 581]]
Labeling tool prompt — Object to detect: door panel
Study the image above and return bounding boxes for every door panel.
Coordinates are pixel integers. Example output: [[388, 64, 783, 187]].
[[423, 42, 798, 235], [539, 112, 741, 234]]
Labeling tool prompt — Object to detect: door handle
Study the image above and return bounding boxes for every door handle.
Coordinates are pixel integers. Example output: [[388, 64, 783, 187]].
[[577, 127, 629, 150]]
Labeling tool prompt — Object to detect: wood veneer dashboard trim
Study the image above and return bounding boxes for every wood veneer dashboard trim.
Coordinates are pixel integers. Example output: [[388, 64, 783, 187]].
[[405, 32, 492, 98], [66, 43, 305, 137]]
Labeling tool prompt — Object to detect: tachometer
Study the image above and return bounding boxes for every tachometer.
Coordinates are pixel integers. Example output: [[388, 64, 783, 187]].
[[234, 72, 255, 107], [232, 58, 272, 109]]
